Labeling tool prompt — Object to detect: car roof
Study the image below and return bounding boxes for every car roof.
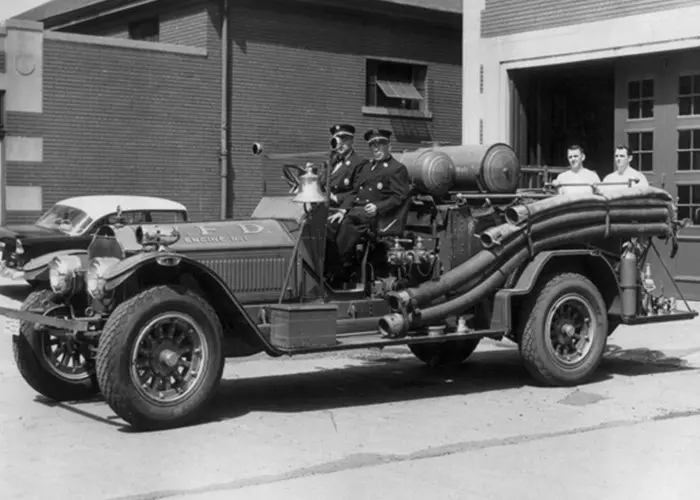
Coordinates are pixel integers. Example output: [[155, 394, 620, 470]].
[[56, 195, 188, 220]]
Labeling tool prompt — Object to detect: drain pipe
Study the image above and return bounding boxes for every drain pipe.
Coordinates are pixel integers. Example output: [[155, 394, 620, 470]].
[[219, 0, 229, 219]]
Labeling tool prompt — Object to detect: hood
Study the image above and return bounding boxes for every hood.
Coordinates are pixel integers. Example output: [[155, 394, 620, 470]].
[[0, 224, 62, 241], [167, 219, 296, 252]]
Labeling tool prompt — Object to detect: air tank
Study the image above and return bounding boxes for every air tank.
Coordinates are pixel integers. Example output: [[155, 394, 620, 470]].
[[395, 143, 522, 196]]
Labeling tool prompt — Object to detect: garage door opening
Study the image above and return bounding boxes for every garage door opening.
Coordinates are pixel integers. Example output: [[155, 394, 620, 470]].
[[509, 60, 616, 178]]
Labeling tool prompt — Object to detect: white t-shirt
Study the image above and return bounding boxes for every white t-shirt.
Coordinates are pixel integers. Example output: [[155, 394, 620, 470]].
[[554, 168, 601, 195], [601, 167, 649, 191]]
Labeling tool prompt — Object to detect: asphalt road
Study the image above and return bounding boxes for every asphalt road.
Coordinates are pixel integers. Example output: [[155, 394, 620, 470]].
[[1, 279, 700, 499]]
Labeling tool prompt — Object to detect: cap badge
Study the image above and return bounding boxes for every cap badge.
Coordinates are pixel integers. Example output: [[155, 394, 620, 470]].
[[344, 178, 350, 185], [377, 182, 383, 190]]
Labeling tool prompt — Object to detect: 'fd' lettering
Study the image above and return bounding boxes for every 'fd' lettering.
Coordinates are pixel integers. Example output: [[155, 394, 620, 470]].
[[236, 223, 264, 234]]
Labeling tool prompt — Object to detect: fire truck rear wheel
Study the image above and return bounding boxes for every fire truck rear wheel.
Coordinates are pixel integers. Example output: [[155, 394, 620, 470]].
[[95, 285, 225, 431], [520, 272, 608, 386]]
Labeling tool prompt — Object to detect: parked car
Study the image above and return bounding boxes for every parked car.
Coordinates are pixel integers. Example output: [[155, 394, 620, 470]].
[[0, 195, 188, 286]]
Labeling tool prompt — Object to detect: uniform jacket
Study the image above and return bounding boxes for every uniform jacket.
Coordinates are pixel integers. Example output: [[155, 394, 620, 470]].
[[340, 155, 411, 215], [319, 150, 366, 207]]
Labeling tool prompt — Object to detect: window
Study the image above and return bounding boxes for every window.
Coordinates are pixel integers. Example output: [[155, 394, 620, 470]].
[[0, 91, 5, 132], [627, 131, 654, 172], [366, 59, 426, 112], [149, 211, 187, 223], [676, 184, 700, 225], [128, 17, 159, 42], [627, 79, 654, 119], [678, 129, 700, 171], [678, 74, 700, 116]]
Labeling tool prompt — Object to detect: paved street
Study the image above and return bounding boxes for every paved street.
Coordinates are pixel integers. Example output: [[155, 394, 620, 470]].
[[1, 279, 700, 499]]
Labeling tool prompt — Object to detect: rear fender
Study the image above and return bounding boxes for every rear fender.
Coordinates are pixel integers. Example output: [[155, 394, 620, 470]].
[[22, 249, 89, 281], [103, 253, 284, 357], [489, 249, 620, 336]]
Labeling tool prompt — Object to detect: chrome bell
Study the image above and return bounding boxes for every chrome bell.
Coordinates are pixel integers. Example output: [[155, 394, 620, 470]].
[[293, 163, 326, 204]]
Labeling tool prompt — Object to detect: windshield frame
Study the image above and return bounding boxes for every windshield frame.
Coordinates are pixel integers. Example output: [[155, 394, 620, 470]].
[[34, 204, 94, 236]]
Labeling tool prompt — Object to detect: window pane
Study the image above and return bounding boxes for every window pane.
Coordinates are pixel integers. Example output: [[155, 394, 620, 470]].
[[693, 151, 700, 171], [678, 184, 690, 204], [641, 99, 654, 118], [694, 129, 700, 149], [694, 95, 700, 115], [680, 75, 693, 95], [640, 152, 653, 172], [694, 75, 700, 94], [678, 205, 690, 222], [628, 80, 640, 99], [679, 96, 692, 116], [679, 129, 692, 149], [628, 132, 639, 151], [628, 101, 640, 119], [692, 185, 700, 204], [641, 79, 654, 98], [679, 151, 691, 171], [641, 131, 653, 151]]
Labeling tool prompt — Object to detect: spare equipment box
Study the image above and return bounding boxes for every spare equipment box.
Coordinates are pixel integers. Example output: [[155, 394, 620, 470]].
[[268, 303, 338, 349]]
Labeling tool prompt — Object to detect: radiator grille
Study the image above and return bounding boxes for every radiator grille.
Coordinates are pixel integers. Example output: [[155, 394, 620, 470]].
[[196, 256, 288, 293]]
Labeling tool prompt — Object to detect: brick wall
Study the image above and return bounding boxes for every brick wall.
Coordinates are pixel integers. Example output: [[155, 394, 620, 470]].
[[481, 0, 700, 37], [3, 12, 221, 224], [227, 0, 462, 217], [66, 0, 208, 49]]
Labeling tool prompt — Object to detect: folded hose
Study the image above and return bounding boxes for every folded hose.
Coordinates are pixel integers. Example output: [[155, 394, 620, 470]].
[[387, 202, 673, 312], [378, 221, 672, 337]]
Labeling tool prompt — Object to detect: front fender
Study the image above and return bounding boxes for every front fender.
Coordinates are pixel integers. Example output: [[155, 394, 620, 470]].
[[102, 252, 284, 357], [489, 249, 619, 334], [22, 249, 90, 281]]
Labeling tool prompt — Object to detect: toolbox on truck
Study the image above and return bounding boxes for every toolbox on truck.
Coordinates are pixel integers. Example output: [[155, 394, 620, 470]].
[[268, 303, 338, 349]]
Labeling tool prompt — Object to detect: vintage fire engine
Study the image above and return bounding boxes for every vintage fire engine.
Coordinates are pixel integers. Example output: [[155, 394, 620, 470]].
[[1, 141, 696, 431]]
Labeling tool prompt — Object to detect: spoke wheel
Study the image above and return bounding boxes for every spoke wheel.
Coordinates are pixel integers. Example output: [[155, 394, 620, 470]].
[[96, 285, 224, 431], [544, 294, 596, 369], [520, 272, 608, 386], [130, 312, 208, 404], [13, 289, 98, 401]]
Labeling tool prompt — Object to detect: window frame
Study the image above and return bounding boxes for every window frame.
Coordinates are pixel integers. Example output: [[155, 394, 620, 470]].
[[363, 56, 432, 120], [626, 129, 655, 173], [678, 72, 700, 117], [626, 77, 655, 121]]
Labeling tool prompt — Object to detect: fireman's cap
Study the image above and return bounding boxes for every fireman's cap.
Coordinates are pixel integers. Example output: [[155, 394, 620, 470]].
[[364, 128, 392, 144], [330, 124, 355, 138]]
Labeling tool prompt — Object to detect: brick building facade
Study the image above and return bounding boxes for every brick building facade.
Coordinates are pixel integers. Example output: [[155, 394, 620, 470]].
[[461, 0, 700, 299], [0, 0, 461, 224]]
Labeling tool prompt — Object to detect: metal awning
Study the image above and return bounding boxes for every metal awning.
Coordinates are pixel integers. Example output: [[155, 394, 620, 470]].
[[376, 80, 424, 100]]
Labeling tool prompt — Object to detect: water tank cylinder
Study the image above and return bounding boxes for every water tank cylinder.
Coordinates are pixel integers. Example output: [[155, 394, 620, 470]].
[[396, 143, 521, 195], [395, 149, 456, 197], [444, 143, 521, 194]]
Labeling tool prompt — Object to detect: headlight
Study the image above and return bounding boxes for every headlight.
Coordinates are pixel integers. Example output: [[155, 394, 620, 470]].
[[48, 255, 84, 296], [86, 257, 120, 299]]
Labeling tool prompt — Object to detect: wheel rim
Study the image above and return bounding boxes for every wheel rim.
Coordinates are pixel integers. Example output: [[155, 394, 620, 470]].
[[130, 312, 208, 404], [544, 293, 597, 368], [39, 305, 92, 382]]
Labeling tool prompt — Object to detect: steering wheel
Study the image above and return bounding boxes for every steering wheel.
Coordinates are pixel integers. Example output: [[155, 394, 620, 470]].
[[282, 164, 307, 194]]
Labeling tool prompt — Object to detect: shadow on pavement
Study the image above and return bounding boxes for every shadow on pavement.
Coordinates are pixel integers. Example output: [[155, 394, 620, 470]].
[[26, 343, 697, 432], [601, 344, 697, 376]]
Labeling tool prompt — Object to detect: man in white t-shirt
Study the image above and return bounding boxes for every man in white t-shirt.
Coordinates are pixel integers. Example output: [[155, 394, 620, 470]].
[[601, 144, 649, 191], [552, 145, 601, 195]]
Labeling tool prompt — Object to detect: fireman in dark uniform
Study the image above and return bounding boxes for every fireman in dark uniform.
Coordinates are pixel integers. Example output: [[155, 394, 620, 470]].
[[328, 128, 411, 266], [320, 124, 366, 208]]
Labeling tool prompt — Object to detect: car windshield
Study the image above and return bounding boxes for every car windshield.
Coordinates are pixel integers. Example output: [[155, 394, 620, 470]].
[[34, 204, 93, 234]]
